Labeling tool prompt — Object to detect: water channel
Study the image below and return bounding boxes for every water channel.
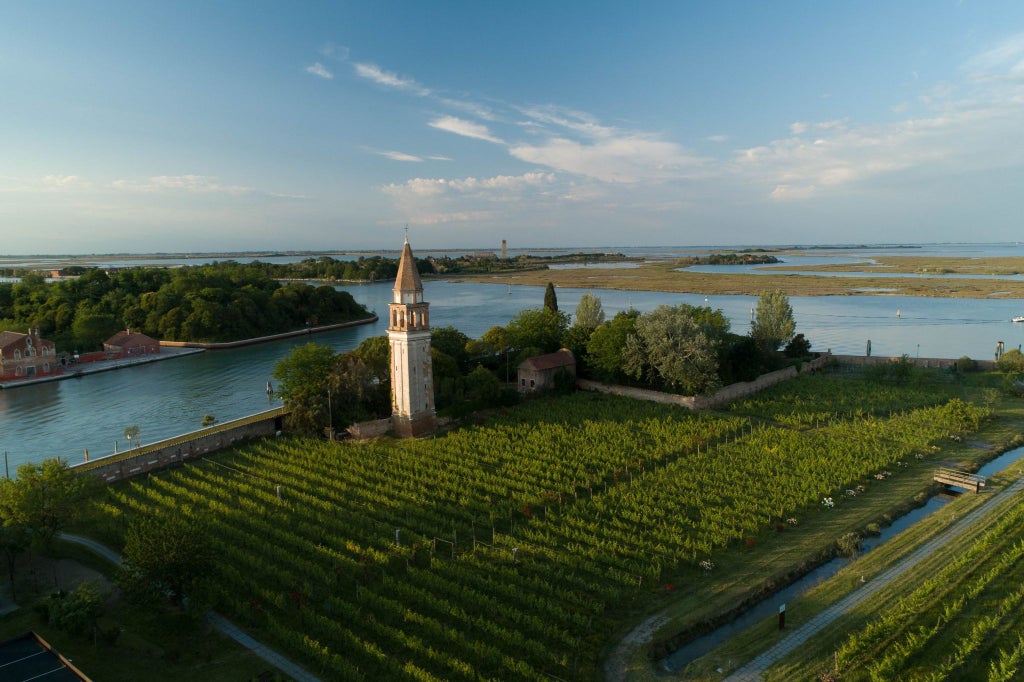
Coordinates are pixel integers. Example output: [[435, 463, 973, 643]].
[[661, 444, 1024, 672], [2, 278, 1024, 471]]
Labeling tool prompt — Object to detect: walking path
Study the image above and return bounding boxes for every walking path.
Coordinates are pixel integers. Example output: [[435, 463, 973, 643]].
[[58, 533, 320, 682], [724, 474, 1024, 681]]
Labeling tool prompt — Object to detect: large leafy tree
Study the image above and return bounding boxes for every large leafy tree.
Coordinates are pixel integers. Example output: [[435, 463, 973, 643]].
[[623, 304, 728, 394], [0, 458, 99, 547], [573, 293, 605, 330], [751, 289, 796, 353], [506, 308, 569, 355], [119, 512, 214, 608], [586, 310, 639, 382], [273, 343, 339, 433]]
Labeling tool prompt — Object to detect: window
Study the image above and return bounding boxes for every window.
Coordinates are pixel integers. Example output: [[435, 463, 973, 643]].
[[13, 350, 20, 361]]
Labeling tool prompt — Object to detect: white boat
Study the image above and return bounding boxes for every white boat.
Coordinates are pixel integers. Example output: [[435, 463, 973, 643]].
[[1013, 316, 1024, 323]]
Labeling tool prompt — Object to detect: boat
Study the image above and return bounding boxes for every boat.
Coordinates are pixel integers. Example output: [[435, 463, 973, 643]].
[[1013, 316, 1024, 323]]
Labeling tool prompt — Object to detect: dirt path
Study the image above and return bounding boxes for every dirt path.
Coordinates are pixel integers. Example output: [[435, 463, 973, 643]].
[[604, 614, 671, 680]]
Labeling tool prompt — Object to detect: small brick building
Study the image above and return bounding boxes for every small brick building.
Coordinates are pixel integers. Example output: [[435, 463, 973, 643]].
[[103, 329, 160, 357], [517, 348, 576, 393]]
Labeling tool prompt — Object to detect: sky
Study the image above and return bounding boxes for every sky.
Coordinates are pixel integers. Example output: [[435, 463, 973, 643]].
[[3, 1, 1024, 254]]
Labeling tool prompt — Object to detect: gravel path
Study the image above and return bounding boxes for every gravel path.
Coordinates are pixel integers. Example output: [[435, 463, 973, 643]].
[[724, 475, 1024, 681]]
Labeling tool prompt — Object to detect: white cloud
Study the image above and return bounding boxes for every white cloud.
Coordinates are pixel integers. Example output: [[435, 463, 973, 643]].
[[383, 171, 554, 199], [305, 62, 333, 79], [707, 134, 729, 143], [405, 210, 494, 225], [111, 175, 254, 195], [353, 62, 430, 96], [428, 116, 504, 144], [378, 150, 423, 162], [509, 136, 701, 183], [42, 174, 81, 188], [517, 105, 614, 139], [964, 32, 1024, 75], [428, 155, 453, 161]]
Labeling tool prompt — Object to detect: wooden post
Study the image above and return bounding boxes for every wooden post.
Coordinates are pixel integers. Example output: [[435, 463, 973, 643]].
[[778, 603, 786, 630]]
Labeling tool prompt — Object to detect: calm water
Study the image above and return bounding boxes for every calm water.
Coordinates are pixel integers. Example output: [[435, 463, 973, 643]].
[[2, 277, 1024, 471]]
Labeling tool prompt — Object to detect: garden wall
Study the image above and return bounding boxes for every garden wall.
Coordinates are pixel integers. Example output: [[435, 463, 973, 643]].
[[578, 353, 834, 411], [832, 354, 995, 370], [72, 408, 287, 483]]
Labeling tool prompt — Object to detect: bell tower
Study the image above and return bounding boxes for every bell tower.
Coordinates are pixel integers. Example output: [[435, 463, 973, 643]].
[[388, 237, 435, 437]]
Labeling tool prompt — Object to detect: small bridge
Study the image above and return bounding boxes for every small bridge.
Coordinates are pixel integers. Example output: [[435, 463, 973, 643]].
[[934, 467, 986, 493]]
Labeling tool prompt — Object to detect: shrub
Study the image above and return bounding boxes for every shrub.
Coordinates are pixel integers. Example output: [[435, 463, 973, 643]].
[[996, 349, 1024, 373], [955, 355, 976, 372]]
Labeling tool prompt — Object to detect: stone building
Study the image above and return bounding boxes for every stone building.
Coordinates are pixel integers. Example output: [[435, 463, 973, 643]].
[[388, 238, 436, 437], [518, 349, 576, 393]]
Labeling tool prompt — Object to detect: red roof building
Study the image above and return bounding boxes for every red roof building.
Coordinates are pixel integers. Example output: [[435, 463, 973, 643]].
[[103, 329, 160, 357], [0, 328, 63, 380]]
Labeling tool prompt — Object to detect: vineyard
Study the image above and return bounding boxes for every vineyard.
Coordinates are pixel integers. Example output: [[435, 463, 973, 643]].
[[90, 370, 984, 680], [796, 489, 1024, 682]]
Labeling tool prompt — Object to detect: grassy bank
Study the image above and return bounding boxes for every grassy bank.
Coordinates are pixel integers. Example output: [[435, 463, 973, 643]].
[[442, 259, 1024, 298]]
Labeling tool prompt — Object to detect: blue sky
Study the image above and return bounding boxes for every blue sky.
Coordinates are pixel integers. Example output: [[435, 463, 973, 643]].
[[3, 1, 1024, 254]]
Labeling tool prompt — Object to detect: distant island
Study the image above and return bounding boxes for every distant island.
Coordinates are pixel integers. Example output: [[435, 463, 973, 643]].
[[680, 252, 782, 266]]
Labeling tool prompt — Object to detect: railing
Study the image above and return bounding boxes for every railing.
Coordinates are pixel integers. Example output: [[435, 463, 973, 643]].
[[934, 467, 986, 493]]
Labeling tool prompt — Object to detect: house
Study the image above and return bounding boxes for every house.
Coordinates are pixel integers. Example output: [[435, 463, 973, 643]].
[[0, 328, 63, 380], [517, 348, 576, 393], [103, 329, 160, 357]]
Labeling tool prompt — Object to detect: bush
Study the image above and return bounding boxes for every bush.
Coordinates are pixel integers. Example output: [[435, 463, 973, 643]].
[[996, 349, 1024, 373], [42, 582, 103, 636], [784, 333, 812, 358], [955, 355, 976, 372]]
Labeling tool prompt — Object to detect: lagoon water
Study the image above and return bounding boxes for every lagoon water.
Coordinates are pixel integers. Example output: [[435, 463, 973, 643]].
[[2, 262, 1024, 471]]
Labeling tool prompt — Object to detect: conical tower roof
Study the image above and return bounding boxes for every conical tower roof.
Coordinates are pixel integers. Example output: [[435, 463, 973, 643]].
[[394, 239, 423, 293]]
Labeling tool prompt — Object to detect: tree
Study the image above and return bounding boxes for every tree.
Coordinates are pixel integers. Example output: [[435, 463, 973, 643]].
[[0, 458, 99, 549], [465, 365, 501, 405], [506, 308, 568, 354], [783, 333, 812, 358], [586, 310, 639, 381], [123, 425, 140, 449], [573, 293, 604, 329], [119, 512, 214, 608], [431, 326, 470, 368], [273, 343, 339, 433], [751, 289, 796, 353], [996, 348, 1024, 373], [543, 282, 558, 313], [622, 304, 726, 394]]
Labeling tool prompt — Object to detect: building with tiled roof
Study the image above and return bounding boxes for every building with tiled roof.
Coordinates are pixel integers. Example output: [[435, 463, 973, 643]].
[[0, 328, 63, 380], [517, 348, 576, 393], [103, 329, 160, 357]]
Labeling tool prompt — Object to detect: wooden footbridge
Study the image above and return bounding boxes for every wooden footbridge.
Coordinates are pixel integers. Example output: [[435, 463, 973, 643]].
[[934, 467, 986, 493]]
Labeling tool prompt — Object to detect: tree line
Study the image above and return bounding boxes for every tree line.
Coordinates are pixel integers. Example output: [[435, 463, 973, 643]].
[[0, 262, 370, 350]]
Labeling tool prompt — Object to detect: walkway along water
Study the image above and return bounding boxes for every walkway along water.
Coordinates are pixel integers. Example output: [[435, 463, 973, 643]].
[[57, 533, 321, 682], [654, 445, 1024, 679]]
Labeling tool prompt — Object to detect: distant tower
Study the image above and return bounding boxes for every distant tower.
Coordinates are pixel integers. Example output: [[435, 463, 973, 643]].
[[388, 237, 436, 437], [501, 239, 507, 260]]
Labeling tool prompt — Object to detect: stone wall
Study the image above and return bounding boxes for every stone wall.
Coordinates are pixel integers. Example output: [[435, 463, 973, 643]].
[[832, 354, 995, 370], [73, 408, 286, 483], [578, 353, 834, 411], [347, 418, 393, 440]]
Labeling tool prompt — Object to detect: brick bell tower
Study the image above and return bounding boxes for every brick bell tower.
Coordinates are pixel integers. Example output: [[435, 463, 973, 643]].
[[388, 237, 436, 437]]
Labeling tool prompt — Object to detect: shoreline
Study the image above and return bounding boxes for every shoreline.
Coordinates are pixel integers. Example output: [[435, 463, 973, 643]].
[[0, 315, 378, 389]]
